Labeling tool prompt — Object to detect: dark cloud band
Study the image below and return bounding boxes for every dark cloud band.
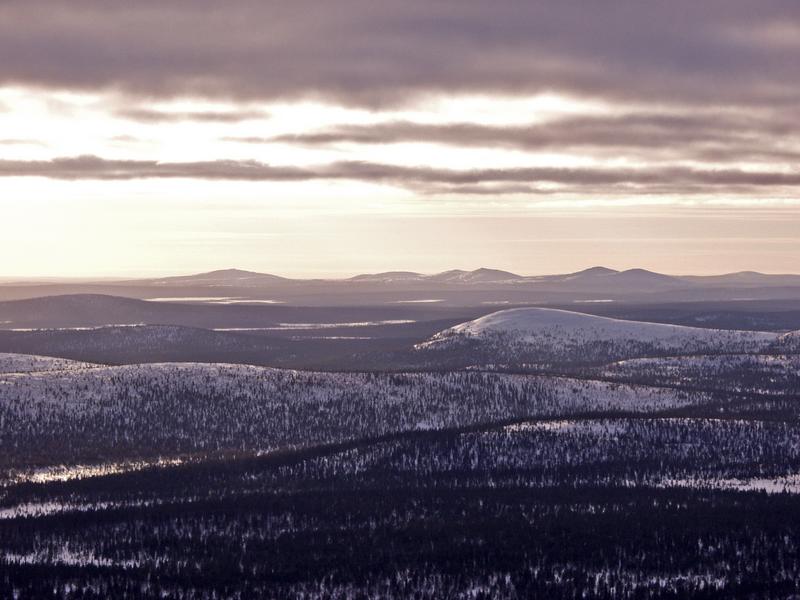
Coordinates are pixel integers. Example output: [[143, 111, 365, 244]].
[[0, 1, 797, 110], [263, 113, 800, 165], [2, 155, 798, 197]]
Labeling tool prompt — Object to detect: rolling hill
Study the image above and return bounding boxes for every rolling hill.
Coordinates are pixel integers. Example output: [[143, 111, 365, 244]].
[[0, 353, 709, 475], [418, 307, 786, 366]]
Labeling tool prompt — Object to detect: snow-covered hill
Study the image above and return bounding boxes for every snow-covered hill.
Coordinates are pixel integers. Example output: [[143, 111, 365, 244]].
[[0, 353, 96, 374], [777, 330, 800, 352], [418, 307, 781, 365], [0, 353, 708, 476]]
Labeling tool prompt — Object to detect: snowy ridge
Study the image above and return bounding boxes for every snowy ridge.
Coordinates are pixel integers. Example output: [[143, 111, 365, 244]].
[[0, 352, 708, 475], [778, 330, 800, 351], [433, 308, 778, 344], [418, 307, 781, 364], [0, 353, 97, 374]]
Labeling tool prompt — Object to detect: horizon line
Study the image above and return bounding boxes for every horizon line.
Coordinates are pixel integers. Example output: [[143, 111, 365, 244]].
[[3, 265, 800, 283]]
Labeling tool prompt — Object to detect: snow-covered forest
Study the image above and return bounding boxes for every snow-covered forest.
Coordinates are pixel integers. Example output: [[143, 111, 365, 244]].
[[2, 304, 800, 598]]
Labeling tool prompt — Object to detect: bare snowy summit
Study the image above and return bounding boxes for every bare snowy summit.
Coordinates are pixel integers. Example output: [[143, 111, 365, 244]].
[[419, 307, 781, 364]]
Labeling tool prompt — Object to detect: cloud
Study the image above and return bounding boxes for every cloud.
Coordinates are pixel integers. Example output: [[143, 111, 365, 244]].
[[266, 112, 800, 165], [116, 108, 269, 123], [221, 136, 274, 144], [2, 155, 798, 198], [0, 156, 314, 181], [0, 1, 797, 110], [0, 139, 46, 146], [108, 135, 144, 143]]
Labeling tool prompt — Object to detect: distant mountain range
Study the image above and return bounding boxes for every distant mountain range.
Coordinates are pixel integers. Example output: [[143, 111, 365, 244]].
[[2, 266, 800, 306], [139, 266, 800, 289], [104, 265, 800, 291]]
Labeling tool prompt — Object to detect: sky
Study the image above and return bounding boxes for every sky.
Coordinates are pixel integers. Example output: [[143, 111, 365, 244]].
[[1, 1, 799, 278]]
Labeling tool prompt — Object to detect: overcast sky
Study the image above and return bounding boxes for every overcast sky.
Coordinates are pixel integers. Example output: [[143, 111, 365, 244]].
[[1, 1, 798, 277]]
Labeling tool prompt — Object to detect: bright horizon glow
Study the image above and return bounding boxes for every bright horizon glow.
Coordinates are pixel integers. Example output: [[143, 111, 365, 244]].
[[3, 200, 799, 279], [2, 84, 798, 278]]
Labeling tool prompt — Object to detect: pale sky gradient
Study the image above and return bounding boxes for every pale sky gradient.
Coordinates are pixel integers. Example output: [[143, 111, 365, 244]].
[[1, 1, 798, 277]]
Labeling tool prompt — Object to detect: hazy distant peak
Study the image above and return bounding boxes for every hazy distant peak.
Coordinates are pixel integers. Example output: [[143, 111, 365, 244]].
[[619, 268, 662, 276], [428, 269, 467, 280], [148, 269, 292, 286], [678, 270, 800, 288], [616, 268, 676, 280], [471, 267, 523, 279], [728, 270, 765, 277], [192, 268, 286, 280], [429, 268, 522, 283], [201, 268, 265, 277], [558, 266, 619, 281], [568, 266, 619, 277], [349, 271, 425, 282]]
